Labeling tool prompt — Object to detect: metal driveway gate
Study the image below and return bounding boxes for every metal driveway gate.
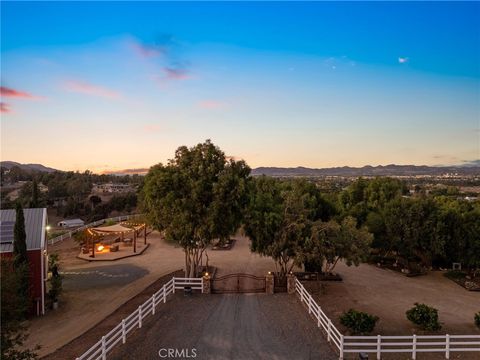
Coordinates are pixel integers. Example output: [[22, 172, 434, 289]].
[[211, 273, 266, 294]]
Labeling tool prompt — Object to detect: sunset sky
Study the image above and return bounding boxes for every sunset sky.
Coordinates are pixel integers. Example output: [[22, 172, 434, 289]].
[[1, 2, 479, 173]]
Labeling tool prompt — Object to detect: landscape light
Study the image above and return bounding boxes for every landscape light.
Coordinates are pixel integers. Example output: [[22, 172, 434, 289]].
[[46, 225, 51, 231], [97, 245, 105, 252]]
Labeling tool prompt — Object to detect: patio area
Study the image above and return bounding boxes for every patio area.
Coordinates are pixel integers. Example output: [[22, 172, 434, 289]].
[[77, 241, 150, 261], [77, 222, 150, 261]]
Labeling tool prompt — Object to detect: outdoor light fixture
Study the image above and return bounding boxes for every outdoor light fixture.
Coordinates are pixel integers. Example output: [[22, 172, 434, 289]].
[[97, 245, 105, 252], [205, 272, 209, 277], [268, 271, 272, 275], [46, 225, 51, 231]]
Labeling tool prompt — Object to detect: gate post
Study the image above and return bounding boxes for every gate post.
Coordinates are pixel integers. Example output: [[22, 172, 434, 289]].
[[266, 272, 274, 294], [287, 273, 296, 294], [202, 273, 211, 294]]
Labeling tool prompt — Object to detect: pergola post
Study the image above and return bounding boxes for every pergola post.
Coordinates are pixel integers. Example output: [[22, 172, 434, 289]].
[[133, 229, 137, 253], [91, 233, 95, 258]]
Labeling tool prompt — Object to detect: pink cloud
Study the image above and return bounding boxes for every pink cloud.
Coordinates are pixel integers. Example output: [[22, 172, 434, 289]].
[[198, 100, 227, 110], [0, 86, 40, 99], [131, 41, 165, 58], [64, 80, 120, 99], [0, 102, 11, 113], [164, 67, 190, 80]]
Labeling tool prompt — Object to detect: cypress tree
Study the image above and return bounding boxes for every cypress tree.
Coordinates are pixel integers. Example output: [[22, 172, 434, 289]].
[[13, 203, 30, 318], [13, 203, 28, 266], [30, 179, 39, 208]]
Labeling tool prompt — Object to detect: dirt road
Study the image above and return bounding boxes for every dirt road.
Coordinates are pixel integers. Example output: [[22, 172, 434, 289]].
[[110, 293, 337, 360]]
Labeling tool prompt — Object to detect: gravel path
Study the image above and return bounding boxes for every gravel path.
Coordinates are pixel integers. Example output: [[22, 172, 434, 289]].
[[110, 293, 337, 360], [62, 264, 149, 290]]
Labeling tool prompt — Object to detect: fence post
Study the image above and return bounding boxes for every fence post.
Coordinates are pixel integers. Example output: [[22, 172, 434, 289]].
[[377, 334, 381, 360], [152, 294, 156, 315], [173, 278, 176, 294], [138, 306, 142, 328], [445, 334, 450, 359], [101, 336, 106, 360], [122, 319, 126, 344], [308, 294, 312, 314], [412, 334, 417, 360], [339, 334, 344, 360], [163, 285, 166, 303], [327, 319, 332, 342]]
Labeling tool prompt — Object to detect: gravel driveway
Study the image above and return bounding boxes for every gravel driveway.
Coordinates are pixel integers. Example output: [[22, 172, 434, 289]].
[[110, 293, 337, 360], [62, 264, 149, 290]]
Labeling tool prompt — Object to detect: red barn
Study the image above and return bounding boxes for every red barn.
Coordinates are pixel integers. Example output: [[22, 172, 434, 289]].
[[0, 208, 48, 316]]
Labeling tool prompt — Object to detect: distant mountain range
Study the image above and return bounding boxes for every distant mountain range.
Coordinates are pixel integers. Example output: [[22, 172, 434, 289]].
[[2, 161, 479, 177], [252, 164, 480, 177], [1, 161, 58, 173]]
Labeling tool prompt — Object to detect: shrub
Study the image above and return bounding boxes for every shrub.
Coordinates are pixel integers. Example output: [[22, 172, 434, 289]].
[[444, 270, 466, 280], [340, 309, 379, 335], [406, 303, 441, 331], [475, 312, 480, 329]]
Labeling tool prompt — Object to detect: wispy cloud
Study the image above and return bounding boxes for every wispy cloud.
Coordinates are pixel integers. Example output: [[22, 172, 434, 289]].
[[322, 56, 356, 70], [0, 86, 44, 114], [198, 100, 227, 110], [398, 57, 409, 64], [0, 86, 41, 99], [64, 80, 120, 99], [130, 34, 175, 58], [164, 67, 190, 80], [131, 34, 191, 83], [0, 102, 11, 113]]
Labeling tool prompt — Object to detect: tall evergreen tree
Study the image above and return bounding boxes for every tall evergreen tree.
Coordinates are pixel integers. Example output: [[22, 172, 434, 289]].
[[30, 179, 39, 208], [12, 203, 31, 321], [13, 203, 28, 266]]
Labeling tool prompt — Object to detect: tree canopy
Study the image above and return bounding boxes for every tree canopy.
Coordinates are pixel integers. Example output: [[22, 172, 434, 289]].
[[141, 140, 250, 277]]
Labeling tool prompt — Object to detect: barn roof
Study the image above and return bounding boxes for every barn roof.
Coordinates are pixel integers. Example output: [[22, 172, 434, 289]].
[[0, 208, 47, 253]]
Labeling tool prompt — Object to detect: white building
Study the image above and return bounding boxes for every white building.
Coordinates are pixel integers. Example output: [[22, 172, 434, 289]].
[[57, 218, 85, 228]]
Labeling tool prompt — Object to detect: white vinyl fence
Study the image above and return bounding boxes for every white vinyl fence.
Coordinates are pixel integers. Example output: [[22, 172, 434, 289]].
[[76, 277, 203, 360], [295, 278, 480, 359], [48, 214, 142, 245]]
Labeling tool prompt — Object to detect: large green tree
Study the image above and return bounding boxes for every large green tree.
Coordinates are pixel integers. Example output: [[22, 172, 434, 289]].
[[244, 177, 326, 277], [300, 217, 373, 273], [141, 140, 250, 277], [383, 197, 442, 268]]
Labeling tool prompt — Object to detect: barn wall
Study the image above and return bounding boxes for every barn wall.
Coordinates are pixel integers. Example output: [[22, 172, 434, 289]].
[[0, 249, 45, 316]]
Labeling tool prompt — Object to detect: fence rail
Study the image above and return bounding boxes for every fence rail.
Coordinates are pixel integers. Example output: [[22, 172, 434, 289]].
[[75, 277, 202, 360], [48, 214, 143, 245], [294, 278, 480, 359]]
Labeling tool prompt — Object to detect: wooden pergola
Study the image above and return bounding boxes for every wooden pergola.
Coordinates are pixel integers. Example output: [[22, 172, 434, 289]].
[[88, 223, 147, 258]]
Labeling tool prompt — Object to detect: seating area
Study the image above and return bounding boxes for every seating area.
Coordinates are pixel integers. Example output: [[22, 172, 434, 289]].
[[77, 222, 150, 261]]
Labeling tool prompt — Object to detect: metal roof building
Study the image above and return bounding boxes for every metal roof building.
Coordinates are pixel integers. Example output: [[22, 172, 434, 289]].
[[0, 208, 47, 253], [57, 218, 85, 228]]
